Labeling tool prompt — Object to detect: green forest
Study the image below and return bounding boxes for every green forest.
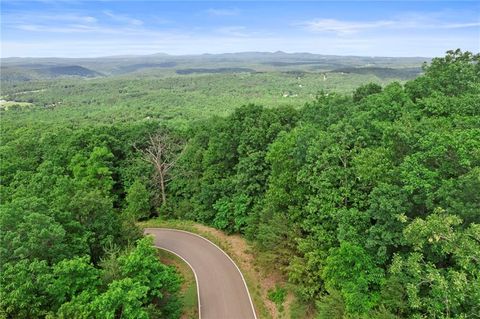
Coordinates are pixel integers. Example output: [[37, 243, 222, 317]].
[[1, 49, 479, 318]]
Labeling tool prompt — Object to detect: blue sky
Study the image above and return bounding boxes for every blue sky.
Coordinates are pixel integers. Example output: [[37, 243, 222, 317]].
[[1, 1, 479, 57]]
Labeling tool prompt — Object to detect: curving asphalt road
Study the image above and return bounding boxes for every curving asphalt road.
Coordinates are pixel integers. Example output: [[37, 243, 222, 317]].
[[144, 228, 257, 319]]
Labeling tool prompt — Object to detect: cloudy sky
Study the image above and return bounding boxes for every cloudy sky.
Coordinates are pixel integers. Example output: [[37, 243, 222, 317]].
[[1, 1, 479, 57]]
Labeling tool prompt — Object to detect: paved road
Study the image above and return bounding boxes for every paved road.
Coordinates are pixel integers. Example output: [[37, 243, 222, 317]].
[[144, 228, 257, 319]]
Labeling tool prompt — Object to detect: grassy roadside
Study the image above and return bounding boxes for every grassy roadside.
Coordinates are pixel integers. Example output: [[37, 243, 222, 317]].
[[156, 249, 198, 319], [139, 218, 313, 319]]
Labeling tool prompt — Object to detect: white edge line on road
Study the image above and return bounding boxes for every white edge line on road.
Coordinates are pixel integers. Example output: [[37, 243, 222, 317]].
[[148, 241, 202, 319], [145, 228, 258, 319]]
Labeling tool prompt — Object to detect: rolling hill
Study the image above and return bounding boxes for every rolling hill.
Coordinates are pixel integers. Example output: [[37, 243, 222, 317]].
[[1, 52, 429, 83]]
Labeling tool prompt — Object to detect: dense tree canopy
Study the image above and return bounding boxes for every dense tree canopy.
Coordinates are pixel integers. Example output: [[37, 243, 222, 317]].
[[0, 122, 183, 318], [1, 50, 478, 318], [169, 50, 480, 318]]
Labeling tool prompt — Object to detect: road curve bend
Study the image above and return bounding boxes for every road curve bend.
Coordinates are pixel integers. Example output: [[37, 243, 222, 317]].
[[144, 228, 257, 319]]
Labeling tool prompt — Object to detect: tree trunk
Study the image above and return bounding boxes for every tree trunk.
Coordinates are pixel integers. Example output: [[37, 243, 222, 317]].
[[159, 173, 166, 206], [137, 133, 183, 208]]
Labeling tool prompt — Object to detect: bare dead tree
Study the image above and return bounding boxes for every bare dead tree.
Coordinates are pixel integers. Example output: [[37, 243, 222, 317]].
[[136, 133, 182, 207]]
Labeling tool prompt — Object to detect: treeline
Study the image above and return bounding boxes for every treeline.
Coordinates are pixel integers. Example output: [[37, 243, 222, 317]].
[[0, 122, 183, 318], [166, 50, 480, 318]]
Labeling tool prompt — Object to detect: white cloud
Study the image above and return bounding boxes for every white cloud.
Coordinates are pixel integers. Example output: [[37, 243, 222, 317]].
[[103, 10, 143, 26], [9, 10, 148, 34], [301, 19, 394, 34], [3, 30, 478, 58], [15, 23, 126, 34], [439, 22, 480, 29], [205, 8, 240, 16], [4, 12, 98, 25], [2, 8, 478, 58], [300, 17, 480, 34]]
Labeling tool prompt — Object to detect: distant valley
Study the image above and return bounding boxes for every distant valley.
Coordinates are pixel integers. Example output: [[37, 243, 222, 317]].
[[1, 51, 427, 82]]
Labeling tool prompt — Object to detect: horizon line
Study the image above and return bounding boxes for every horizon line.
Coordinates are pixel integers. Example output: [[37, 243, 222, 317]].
[[0, 50, 436, 60]]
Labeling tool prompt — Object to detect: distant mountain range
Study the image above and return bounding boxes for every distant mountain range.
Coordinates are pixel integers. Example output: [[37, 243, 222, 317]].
[[1, 52, 428, 82]]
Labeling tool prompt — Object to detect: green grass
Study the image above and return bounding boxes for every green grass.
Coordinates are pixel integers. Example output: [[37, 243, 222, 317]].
[[289, 300, 314, 319], [155, 249, 198, 319], [140, 219, 199, 233], [0, 100, 33, 110], [268, 286, 287, 307]]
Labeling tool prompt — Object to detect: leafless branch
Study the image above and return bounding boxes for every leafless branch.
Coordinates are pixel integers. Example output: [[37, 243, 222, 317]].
[[136, 132, 184, 206]]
